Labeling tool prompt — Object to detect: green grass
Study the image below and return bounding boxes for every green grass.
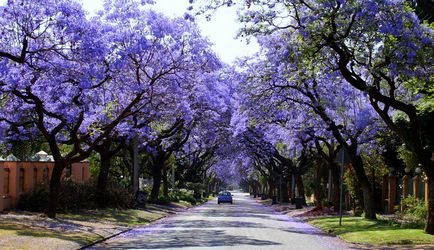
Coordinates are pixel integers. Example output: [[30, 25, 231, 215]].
[[0, 222, 102, 246], [174, 200, 194, 208], [1, 202, 203, 248], [0, 208, 169, 249], [309, 216, 434, 245], [199, 195, 216, 203], [60, 208, 166, 227]]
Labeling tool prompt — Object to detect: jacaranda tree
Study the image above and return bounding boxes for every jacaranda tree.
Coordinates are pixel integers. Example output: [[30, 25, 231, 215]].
[[0, 0, 220, 218], [196, 0, 434, 234]]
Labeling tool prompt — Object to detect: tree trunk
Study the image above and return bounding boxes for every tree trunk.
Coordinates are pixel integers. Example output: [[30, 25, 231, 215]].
[[417, 153, 434, 234], [150, 159, 163, 203], [331, 164, 340, 211], [46, 161, 66, 218], [351, 154, 376, 220], [131, 138, 139, 194], [288, 176, 293, 201], [209, 178, 215, 193], [296, 175, 307, 205], [97, 150, 111, 207], [281, 179, 290, 203], [162, 166, 169, 198], [425, 175, 434, 234], [268, 177, 274, 197], [314, 164, 323, 206]]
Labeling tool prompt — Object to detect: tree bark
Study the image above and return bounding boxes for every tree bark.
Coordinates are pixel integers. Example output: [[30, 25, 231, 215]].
[[314, 166, 323, 207], [413, 151, 434, 234], [331, 164, 341, 211], [288, 176, 294, 201], [281, 179, 290, 203], [97, 149, 111, 207], [268, 177, 274, 198], [350, 154, 376, 219], [46, 161, 66, 218], [162, 166, 169, 198], [296, 175, 307, 205], [426, 176, 434, 233], [150, 159, 163, 203]]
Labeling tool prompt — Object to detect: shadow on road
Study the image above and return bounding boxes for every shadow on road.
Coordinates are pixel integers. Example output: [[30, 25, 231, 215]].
[[97, 229, 280, 249], [158, 219, 264, 229], [90, 192, 350, 249]]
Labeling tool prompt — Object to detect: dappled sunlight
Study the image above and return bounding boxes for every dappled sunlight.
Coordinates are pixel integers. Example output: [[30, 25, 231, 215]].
[[91, 192, 349, 249], [94, 229, 280, 249]]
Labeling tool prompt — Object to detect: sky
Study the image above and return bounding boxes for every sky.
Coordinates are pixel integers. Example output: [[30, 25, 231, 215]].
[[81, 0, 259, 64], [0, 0, 259, 64]]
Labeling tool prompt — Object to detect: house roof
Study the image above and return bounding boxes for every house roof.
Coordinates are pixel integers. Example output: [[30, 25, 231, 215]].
[[6, 154, 19, 161]]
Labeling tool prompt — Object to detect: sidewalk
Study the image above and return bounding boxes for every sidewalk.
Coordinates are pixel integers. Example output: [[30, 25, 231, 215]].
[[253, 196, 434, 250], [0, 202, 191, 250]]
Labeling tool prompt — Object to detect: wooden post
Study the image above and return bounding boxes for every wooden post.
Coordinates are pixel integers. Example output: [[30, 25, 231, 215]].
[[402, 175, 409, 199], [402, 175, 409, 212], [413, 175, 420, 200], [388, 175, 397, 213]]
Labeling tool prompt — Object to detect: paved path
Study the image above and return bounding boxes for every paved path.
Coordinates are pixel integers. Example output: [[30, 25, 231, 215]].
[[89, 192, 351, 249]]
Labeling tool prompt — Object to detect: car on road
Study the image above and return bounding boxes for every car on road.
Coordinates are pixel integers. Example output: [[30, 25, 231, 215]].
[[217, 191, 233, 204]]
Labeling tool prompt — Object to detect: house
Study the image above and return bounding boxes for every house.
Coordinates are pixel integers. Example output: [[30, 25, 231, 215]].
[[0, 151, 90, 212]]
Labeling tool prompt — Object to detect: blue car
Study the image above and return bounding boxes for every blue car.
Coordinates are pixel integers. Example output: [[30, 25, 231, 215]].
[[218, 191, 233, 204]]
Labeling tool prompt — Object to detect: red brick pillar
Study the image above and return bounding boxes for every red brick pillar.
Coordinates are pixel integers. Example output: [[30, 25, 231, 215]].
[[83, 164, 90, 182], [71, 163, 83, 183], [388, 175, 397, 213]]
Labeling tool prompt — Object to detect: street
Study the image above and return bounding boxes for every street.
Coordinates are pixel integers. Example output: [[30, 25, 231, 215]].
[[89, 192, 351, 249]]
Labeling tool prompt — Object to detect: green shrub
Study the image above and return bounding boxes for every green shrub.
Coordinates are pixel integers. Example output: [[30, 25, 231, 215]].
[[57, 179, 97, 211], [320, 198, 330, 208], [95, 182, 135, 209], [396, 195, 427, 228], [354, 207, 364, 217], [182, 194, 197, 205], [168, 188, 196, 205], [18, 184, 49, 212], [167, 189, 180, 202], [185, 183, 204, 197], [17, 179, 134, 213], [157, 195, 171, 205]]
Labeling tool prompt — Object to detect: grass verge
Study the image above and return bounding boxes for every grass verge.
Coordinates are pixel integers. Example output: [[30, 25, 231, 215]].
[[0, 221, 101, 246], [0, 205, 181, 249], [60, 207, 166, 227], [308, 216, 434, 245]]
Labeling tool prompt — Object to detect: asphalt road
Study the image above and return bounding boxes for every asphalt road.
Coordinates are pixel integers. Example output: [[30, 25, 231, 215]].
[[89, 191, 350, 250]]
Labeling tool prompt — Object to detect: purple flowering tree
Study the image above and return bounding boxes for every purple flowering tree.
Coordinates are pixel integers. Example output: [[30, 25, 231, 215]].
[[197, 0, 434, 234], [235, 28, 386, 218], [0, 0, 219, 217]]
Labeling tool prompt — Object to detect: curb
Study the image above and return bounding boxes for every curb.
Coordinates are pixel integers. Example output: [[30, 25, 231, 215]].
[[78, 212, 171, 250], [79, 198, 213, 249], [78, 225, 137, 250]]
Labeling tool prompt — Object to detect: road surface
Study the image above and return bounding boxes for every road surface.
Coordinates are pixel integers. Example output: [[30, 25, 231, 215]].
[[89, 192, 350, 249]]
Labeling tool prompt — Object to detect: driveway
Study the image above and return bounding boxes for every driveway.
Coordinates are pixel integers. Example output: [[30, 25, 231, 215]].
[[89, 191, 351, 249]]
